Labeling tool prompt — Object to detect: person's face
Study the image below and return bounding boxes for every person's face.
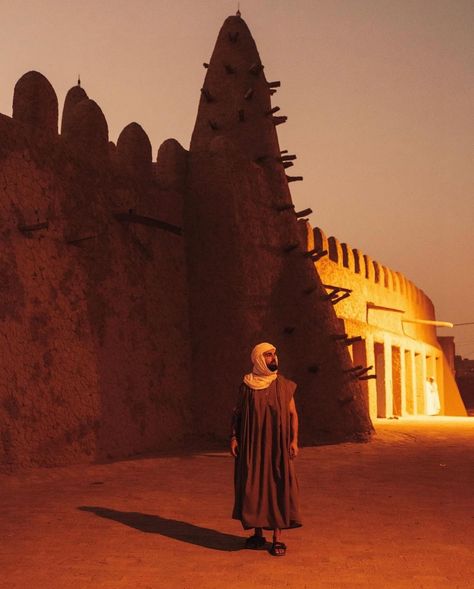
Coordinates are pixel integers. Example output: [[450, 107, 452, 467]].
[[263, 349, 278, 372]]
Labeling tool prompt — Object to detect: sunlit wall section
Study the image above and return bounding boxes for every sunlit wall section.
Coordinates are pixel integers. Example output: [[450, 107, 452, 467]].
[[301, 221, 467, 418]]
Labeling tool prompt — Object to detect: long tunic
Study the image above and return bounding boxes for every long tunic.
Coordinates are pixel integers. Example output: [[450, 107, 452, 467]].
[[232, 374, 302, 530]]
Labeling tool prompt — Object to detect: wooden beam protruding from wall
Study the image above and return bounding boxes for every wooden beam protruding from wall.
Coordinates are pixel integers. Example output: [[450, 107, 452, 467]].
[[114, 212, 182, 236]]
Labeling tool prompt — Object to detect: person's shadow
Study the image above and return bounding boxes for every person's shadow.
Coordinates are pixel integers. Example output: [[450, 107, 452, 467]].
[[78, 506, 245, 551]]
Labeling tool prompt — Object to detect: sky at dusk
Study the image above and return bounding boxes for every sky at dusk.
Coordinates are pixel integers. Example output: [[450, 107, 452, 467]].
[[1, 0, 473, 357]]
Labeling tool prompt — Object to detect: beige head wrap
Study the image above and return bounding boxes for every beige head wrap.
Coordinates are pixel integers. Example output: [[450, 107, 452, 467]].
[[243, 342, 278, 390]]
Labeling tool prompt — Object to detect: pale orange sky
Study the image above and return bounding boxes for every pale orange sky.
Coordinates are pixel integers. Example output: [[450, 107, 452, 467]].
[[1, 0, 473, 357]]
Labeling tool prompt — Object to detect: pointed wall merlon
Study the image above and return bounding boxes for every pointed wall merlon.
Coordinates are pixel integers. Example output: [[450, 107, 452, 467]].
[[373, 261, 382, 284], [313, 227, 328, 252], [13, 71, 58, 140], [298, 220, 314, 251], [406, 280, 418, 303], [62, 98, 109, 159], [61, 85, 88, 135], [381, 265, 393, 289], [156, 138, 188, 191], [390, 270, 400, 292], [426, 296, 435, 317], [364, 255, 375, 281], [396, 272, 406, 295], [328, 236, 342, 264], [341, 243, 355, 272], [116, 122, 153, 178], [352, 248, 365, 276]]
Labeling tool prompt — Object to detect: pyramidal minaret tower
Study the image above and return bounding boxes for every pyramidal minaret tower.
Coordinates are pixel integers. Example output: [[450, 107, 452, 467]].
[[185, 13, 373, 444]]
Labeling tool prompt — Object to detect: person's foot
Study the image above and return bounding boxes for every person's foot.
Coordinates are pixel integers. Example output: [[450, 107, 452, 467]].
[[269, 541, 287, 556], [245, 534, 267, 550]]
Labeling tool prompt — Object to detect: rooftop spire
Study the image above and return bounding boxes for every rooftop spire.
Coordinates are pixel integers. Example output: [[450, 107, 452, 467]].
[[190, 14, 282, 160]]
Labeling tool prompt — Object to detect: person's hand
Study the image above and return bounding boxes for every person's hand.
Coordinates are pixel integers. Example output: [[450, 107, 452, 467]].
[[289, 440, 299, 459], [230, 437, 239, 457]]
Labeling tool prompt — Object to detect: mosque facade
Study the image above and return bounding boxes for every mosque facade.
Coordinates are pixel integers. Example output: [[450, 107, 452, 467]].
[[0, 14, 465, 470]]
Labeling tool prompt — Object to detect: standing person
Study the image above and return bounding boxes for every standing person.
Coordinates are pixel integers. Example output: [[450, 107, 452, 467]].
[[425, 377, 441, 415], [230, 342, 302, 556]]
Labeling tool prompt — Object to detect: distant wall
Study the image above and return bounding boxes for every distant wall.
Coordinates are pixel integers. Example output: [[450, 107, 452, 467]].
[[305, 225, 467, 417], [313, 226, 437, 345]]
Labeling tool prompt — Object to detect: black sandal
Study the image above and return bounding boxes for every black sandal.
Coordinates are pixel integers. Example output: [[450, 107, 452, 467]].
[[245, 534, 267, 550], [269, 541, 287, 556]]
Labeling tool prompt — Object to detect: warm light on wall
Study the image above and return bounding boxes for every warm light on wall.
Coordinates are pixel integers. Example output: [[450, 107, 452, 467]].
[[374, 416, 472, 424], [402, 319, 454, 328]]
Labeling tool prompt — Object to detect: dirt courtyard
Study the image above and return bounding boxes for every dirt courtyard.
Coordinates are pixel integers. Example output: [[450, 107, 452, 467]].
[[1, 418, 473, 589]]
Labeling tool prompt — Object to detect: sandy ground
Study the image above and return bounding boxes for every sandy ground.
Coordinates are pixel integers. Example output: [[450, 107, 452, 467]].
[[1, 417, 473, 589]]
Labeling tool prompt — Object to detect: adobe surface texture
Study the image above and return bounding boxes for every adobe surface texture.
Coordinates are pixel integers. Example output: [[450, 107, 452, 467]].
[[1, 13, 373, 470], [1, 418, 473, 589]]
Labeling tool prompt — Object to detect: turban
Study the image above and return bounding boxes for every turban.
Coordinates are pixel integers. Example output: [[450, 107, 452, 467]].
[[243, 342, 278, 390]]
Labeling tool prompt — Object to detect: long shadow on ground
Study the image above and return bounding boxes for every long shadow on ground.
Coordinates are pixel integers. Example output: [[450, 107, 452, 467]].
[[78, 506, 244, 551]]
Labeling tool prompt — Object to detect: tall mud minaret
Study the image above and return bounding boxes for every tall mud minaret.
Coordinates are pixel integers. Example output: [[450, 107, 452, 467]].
[[185, 14, 373, 444]]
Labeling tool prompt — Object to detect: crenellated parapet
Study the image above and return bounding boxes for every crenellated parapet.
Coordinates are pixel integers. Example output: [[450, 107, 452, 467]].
[[1, 71, 186, 186], [312, 225, 433, 311], [306, 223, 439, 349], [1, 71, 190, 228]]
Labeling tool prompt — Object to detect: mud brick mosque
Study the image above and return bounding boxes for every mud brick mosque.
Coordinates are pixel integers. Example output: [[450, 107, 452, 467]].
[[0, 14, 466, 470]]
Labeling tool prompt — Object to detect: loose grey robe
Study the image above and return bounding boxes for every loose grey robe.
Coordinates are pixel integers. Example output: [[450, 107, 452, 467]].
[[232, 374, 302, 530]]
